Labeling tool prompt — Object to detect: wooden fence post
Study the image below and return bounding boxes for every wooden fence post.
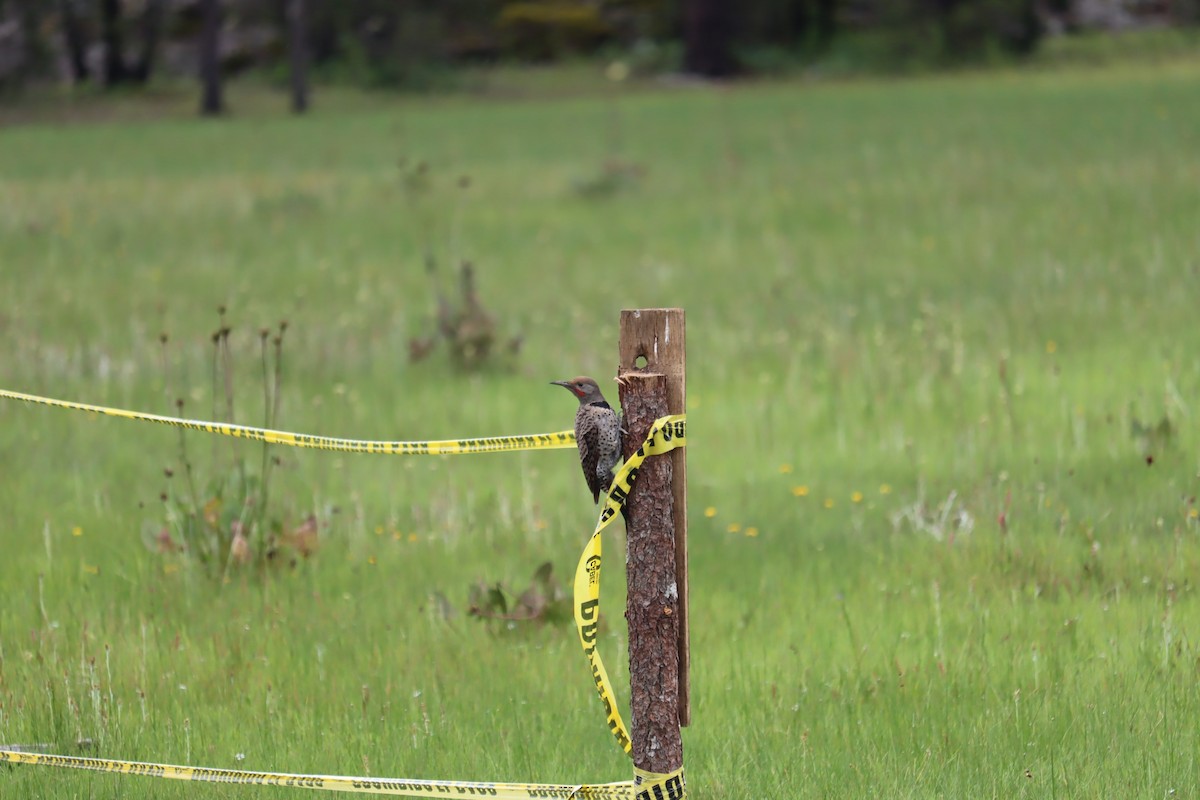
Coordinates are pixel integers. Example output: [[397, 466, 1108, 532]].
[[618, 307, 688, 778]]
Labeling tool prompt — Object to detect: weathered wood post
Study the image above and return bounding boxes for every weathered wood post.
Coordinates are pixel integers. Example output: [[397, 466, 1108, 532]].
[[618, 308, 688, 781]]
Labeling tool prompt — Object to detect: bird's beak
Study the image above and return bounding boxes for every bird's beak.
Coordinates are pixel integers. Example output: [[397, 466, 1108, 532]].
[[550, 380, 570, 389]]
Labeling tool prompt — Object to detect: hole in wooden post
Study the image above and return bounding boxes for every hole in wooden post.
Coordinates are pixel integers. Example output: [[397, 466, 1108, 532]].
[[634, 354, 648, 369]]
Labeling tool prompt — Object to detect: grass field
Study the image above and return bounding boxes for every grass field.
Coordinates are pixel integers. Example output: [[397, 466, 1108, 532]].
[[3, 57, 1200, 797]]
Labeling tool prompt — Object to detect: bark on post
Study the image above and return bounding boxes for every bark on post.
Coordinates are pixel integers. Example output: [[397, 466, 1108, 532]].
[[618, 372, 682, 775], [619, 307, 689, 727], [618, 307, 688, 778]]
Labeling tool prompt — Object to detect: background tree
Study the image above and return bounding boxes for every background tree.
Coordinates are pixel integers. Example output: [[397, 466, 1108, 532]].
[[739, 0, 841, 55], [3, 0, 51, 87], [199, 0, 223, 115], [82, 0, 163, 87], [129, 0, 164, 83], [288, 0, 308, 113], [58, 0, 91, 84], [99, 0, 129, 84], [683, 0, 738, 77], [813, 0, 838, 49]]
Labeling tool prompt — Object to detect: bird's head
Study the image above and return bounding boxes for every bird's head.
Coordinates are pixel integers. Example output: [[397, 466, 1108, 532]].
[[551, 376, 606, 405]]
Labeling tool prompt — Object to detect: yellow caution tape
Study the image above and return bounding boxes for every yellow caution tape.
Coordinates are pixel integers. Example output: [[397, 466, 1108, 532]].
[[0, 388, 575, 455], [573, 415, 687, 757], [0, 749, 635, 798], [0, 750, 683, 799], [634, 766, 686, 800]]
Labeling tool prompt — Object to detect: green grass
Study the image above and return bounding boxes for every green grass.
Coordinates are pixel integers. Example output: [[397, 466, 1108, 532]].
[[2, 57, 1200, 798]]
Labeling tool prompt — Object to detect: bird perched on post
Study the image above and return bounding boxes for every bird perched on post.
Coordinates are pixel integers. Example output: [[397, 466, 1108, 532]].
[[551, 376, 627, 522]]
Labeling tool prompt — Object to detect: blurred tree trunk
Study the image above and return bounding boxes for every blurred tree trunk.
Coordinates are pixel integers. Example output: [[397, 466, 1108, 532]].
[[288, 0, 309, 113], [787, 1, 810, 44], [7, 0, 49, 84], [129, 0, 163, 83], [683, 0, 738, 77], [814, 0, 838, 48], [308, 8, 340, 64], [198, 0, 223, 115], [58, 0, 91, 83], [99, 0, 129, 84], [932, 0, 959, 57]]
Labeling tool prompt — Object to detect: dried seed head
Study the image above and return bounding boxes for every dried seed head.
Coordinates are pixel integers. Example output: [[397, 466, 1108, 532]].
[[159, 333, 169, 344], [159, 492, 168, 502], [260, 328, 270, 340], [164, 468, 174, 478], [279, 320, 289, 333], [175, 398, 184, 410]]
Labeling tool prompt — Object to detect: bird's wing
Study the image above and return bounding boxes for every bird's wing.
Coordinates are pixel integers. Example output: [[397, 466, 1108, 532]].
[[576, 408, 604, 504]]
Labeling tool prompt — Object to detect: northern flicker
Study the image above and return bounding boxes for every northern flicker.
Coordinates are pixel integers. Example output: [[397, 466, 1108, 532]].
[[552, 376, 627, 521]]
